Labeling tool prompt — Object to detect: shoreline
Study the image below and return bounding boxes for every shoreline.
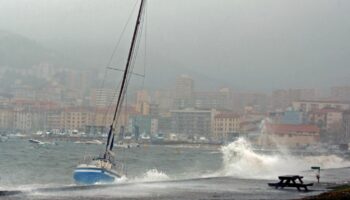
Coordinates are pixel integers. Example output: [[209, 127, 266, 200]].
[[302, 184, 350, 200]]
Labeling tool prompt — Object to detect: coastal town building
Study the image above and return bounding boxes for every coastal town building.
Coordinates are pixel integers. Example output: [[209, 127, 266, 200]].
[[13, 108, 33, 131], [153, 90, 174, 114], [170, 108, 215, 138], [213, 113, 240, 140], [343, 110, 350, 142], [90, 88, 115, 108], [272, 89, 317, 110], [268, 110, 304, 125], [260, 123, 320, 148], [292, 100, 350, 113], [174, 75, 194, 109], [194, 88, 232, 110], [0, 107, 13, 130], [47, 110, 62, 130], [128, 114, 157, 135], [307, 108, 343, 131], [61, 107, 92, 131], [135, 90, 150, 115]]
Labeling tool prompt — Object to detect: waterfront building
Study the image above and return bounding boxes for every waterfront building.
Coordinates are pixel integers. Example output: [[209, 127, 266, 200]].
[[47, 110, 62, 130], [213, 112, 240, 140], [281, 111, 304, 125], [150, 118, 158, 135], [307, 108, 343, 130], [128, 114, 156, 135], [13, 107, 33, 131], [170, 108, 215, 138], [267, 110, 303, 125], [61, 107, 93, 131], [0, 107, 13, 131], [260, 123, 320, 148], [343, 110, 350, 142], [157, 116, 172, 133]]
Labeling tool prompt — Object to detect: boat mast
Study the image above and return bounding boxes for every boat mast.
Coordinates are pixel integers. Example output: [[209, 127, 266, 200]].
[[105, 0, 146, 153]]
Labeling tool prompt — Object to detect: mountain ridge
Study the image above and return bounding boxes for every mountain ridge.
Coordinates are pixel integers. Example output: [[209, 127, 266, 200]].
[[0, 30, 77, 68]]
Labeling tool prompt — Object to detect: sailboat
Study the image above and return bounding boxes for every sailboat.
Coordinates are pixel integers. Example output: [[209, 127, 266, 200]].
[[73, 0, 146, 185]]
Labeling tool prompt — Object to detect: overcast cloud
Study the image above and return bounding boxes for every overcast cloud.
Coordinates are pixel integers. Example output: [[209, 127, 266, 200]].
[[0, 0, 350, 91]]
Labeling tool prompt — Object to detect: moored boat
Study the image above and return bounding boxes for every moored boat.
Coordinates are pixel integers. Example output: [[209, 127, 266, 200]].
[[73, 0, 146, 185], [28, 139, 44, 145], [73, 152, 124, 184]]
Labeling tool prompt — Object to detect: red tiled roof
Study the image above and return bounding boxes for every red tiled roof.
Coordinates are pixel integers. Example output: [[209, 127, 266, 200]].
[[266, 123, 319, 134]]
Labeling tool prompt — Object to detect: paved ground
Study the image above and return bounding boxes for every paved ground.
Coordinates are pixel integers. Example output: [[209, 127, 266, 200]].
[[0, 177, 331, 200]]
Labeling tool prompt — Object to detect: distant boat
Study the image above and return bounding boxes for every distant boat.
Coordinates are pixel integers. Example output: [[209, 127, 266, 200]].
[[73, 0, 146, 185], [74, 140, 103, 145], [140, 133, 151, 140], [114, 142, 140, 149], [8, 133, 26, 138], [28, 139, 45, 145], [28, 139, 57, 146]]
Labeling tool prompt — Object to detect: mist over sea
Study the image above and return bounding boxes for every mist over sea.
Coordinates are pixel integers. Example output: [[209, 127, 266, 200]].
[[1, 137, 350, 199]]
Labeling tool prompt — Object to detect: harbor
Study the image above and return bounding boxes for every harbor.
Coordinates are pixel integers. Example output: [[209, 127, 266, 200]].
[[1, 0, 350, 199], [1, 137, 350, 199]]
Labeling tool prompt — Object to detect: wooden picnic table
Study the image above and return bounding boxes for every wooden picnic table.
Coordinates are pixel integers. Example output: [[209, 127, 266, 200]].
[[268, 175, 313, 191]]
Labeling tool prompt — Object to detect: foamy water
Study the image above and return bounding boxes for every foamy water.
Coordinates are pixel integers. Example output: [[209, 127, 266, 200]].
[[1, 138, 350, 192], [119, 138, 350, 183], [217, 138, 350, 179], [119, 169, 170, 183]]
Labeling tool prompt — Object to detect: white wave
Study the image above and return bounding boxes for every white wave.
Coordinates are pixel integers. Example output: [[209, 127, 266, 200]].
[[113, 175, 128, 184], [134, 169, 170, 182], [217, 137, 350, 179]]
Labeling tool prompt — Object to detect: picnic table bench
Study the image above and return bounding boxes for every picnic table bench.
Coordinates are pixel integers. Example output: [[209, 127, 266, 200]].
[[268, 175, 313, 191]]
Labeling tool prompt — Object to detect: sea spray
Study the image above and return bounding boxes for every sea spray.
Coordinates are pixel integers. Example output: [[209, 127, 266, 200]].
[[219, 138, 281, 179], [134, 169, 170, 182], [218, 137, 350, 179], [113, 175, 128, 184]]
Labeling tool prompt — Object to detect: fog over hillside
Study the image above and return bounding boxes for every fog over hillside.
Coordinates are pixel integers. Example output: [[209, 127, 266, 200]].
[[0, 30, 82, 69], [0, 0, 350, 91]]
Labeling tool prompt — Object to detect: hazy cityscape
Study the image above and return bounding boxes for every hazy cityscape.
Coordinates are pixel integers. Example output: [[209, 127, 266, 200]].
[[1, 0, 350, 199], [0, 63, 350, 148]]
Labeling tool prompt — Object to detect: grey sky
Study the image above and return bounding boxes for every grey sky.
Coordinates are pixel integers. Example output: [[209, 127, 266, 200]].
[[1, 0, 350, 91]]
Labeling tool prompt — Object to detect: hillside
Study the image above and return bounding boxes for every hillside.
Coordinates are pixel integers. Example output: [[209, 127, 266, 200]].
[[0, 30, 70, 68]]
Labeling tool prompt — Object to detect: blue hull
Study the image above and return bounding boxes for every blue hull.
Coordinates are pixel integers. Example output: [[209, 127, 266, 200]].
[[73, 167, 120, 185]]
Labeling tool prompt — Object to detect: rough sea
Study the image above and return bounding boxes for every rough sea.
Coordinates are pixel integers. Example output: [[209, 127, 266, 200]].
[[1, 137, 350, 199]]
